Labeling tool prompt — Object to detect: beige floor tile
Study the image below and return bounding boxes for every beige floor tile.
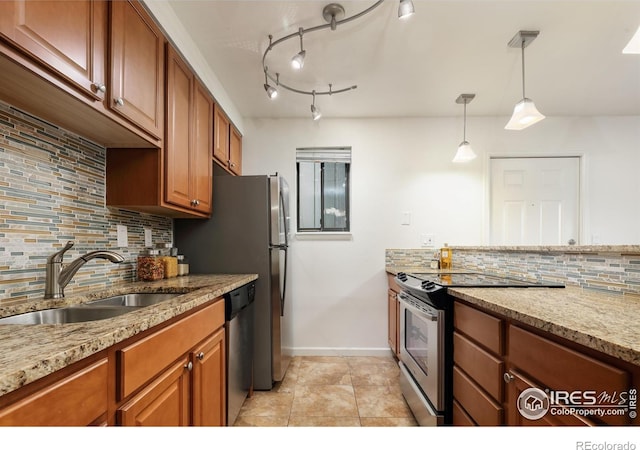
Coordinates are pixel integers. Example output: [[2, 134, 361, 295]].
[[291, 385, 359, 417], [296, 360, 352, 385], [299, 355, 347, 363], [233, 415, 290, 426], [288, 416, 361, 427], [360, 417, 418, 426], [350, 362, 400, 386], [237, 391, 293, 417], [354, 385, 414, 418], [345, 355, 396, 366]]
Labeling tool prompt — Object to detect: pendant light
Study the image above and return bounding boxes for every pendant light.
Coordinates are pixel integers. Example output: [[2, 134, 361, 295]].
[[453, 94, 477, 163], [505, 30, 545, 130]]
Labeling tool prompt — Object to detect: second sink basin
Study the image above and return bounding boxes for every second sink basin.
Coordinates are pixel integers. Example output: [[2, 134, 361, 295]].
[[0, 306, 138, 325], [87, 292, 179, 307]]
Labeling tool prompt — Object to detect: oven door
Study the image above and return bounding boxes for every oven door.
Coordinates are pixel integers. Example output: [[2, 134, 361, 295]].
[[398, 291, 445, 415]]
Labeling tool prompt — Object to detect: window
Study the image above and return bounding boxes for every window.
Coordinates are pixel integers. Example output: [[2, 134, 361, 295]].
[[296, 147, 351, 232]]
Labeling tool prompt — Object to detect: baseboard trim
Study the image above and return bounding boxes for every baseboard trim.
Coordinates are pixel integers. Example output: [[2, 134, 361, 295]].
[[285, 347, 394, 357]]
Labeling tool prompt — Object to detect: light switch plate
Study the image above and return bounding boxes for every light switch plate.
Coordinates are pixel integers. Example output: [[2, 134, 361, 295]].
[[402, 211, 411, 226], [144, 228, 152, 247], [117, 225, 128, 248]]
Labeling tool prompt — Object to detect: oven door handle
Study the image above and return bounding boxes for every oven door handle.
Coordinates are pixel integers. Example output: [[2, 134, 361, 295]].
[[398, 292, 438, 321]]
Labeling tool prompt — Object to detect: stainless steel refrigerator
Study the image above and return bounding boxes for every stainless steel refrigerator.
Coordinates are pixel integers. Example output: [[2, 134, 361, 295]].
[[174, 174, 291, 390]]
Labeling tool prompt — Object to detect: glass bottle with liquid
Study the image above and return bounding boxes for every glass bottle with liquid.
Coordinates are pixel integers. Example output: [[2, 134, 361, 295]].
[[440, 243, 452, 270]]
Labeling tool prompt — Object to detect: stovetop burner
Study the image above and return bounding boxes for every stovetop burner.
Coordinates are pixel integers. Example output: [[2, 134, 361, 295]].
[[409, 272, 565, 288]]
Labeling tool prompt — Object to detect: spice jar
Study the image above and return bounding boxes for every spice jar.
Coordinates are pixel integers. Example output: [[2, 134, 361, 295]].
[[177, 255, 189, 276], [137, 249, 164, 281]]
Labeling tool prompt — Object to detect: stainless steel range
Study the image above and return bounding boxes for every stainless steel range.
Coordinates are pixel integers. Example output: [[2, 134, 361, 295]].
[[395, 271, 564, 426]]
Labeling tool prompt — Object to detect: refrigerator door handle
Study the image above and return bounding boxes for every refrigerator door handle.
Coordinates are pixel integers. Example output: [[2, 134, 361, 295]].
[[280, 246, 288, 317]]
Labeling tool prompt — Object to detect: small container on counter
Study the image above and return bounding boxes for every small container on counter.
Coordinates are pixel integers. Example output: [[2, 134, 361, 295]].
[[440, 243, 452, 270], [177, 255, 189, 276], [156, 243, 178, 278], [137, 249, 164, 281]]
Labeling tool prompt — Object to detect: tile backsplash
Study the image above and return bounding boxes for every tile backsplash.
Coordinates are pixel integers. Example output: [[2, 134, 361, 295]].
[[0, 101, 172, 303]]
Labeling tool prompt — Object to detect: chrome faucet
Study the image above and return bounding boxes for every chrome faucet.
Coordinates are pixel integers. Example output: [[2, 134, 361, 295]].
[[44, 241, 125, 299]]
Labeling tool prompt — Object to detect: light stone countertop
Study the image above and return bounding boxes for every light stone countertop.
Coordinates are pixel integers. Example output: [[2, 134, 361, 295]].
[[0, 274, 257, 398], [386, 267, 640, 367]]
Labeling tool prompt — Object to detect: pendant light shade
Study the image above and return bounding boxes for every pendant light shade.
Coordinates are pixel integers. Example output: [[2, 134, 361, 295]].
[[291, 28, 306, 70], [453, 94, 477, 163], [504, 98, 545, 130], [263, 70, 278, 99], [398, 0, 415, 19], [505, 30, 544, 131]]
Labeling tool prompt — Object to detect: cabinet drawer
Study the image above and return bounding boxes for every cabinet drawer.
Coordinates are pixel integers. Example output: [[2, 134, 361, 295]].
[[454, 331, 504, 402], [118, 299, 224, 399], [0, 358, 108, 426], [453, 399, 476, 426], [453, 366, 503, 426], [454, 301, 504, 355]]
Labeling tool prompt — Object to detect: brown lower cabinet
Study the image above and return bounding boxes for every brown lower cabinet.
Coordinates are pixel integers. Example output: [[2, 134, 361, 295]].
[[452, 298, 638, 426], [0, 298, 226, 426]]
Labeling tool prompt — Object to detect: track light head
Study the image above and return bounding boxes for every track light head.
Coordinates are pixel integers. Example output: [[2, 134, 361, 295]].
[[264, 83, 278, 99], [398, 0, 415, 19], [311, 104, 322, 121], [291, 50, 306, 70]]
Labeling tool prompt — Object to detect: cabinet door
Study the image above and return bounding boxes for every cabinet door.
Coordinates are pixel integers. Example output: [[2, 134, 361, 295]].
[[387, 289, 399, 357], [0, 358, 107, 426], [191, 327, 226, 426], [165, 44, 193, 210], [109, 0, 164, 139], [229, 125, 242, 175], [192, 81, 213, 213], [118, 357, 191, 426], [213, 104, 230, 164], [0, 0, 106, 100]]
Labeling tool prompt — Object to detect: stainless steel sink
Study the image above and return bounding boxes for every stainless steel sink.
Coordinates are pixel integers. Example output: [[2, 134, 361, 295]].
[[0, 306, 138, 325], [86, 292, 178, 307]]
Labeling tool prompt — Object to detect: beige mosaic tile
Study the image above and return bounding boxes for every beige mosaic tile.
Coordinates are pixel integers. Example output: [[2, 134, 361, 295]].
[[291, 385, 358, 417]]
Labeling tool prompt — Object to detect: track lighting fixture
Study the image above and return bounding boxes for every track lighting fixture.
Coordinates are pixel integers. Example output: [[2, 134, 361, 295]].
[[505, 30, 545, 130], [262, 1, 414, 119], [311, 91, 322, 121], [398, 0, 415, 19], [263, 70, 278, 99], [291, 28, 306, 70], [453, 94, 477, 163]]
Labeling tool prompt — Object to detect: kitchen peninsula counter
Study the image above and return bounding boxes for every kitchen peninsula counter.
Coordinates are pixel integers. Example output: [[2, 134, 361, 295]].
[[0, 274, 257, 398], [386, 267, 640, 367]]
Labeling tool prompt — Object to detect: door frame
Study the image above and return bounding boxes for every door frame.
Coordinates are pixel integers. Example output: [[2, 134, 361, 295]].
[[483, 153, 586, 246]]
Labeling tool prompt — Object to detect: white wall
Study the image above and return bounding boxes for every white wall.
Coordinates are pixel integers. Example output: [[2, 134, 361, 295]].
[[242, 116, 640, 354]]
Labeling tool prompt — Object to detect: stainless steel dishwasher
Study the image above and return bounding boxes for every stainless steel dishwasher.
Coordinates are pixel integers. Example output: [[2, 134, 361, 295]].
[[225, 281, 256, 425]]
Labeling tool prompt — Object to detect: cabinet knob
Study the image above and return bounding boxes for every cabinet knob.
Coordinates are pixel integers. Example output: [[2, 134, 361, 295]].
[[197, 352, 205, 360], [92, 83, 106, 93], [191, 199, 200, 207], [114, 97, 125, 106], [503, 372, 515, 383], [184, 361, 193, 371]]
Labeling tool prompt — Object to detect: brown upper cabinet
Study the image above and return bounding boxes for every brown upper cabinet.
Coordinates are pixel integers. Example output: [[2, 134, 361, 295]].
[[0, 0, 107, 101], [165, 44, 212, 215], [213, 103, 242, 175], [109, 0, 164, 140]]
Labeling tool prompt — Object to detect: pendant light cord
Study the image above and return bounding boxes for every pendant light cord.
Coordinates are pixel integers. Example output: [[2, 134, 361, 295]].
[[521, 40, 526, 99], [463, 101, 467, 141]]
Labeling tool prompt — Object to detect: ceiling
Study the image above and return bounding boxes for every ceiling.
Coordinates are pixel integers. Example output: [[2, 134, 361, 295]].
[[166, 0, 640, 120]]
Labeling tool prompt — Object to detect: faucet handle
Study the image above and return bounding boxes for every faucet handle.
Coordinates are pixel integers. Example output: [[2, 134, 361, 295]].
[[47, 241, 74, 264]]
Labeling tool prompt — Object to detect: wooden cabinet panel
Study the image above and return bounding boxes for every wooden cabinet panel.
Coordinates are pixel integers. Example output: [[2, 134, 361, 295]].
[[387, 289, 399, 357], [213, 103, 229, 164], [452, 399, 476, 426], [192, 81, 213, 212], [454, 331, 504, 402], [0, 0, 107, 100], [454, 301, 504, 355], [118, 357, 190, 426], [0, 358, 107, 426], [453, 366, 503, 426], [191, 327, 226, 426], [229, 125, 242, 175], [109, 0, 164, 139], [165, 44, 193, 209], [117, 300, 224, 399]]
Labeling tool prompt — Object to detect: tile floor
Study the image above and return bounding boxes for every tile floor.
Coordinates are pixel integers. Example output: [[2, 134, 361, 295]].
[[233, 355, 418, 426]]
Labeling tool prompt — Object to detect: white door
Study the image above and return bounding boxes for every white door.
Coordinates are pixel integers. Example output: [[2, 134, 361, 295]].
[[490, 157, 580, 245]]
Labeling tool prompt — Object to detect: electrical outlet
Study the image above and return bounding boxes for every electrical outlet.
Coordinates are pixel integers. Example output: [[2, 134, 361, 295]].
[[117, 225, 128, 248], [144, 227, 152, 247], [401, 211, 411, 226], [421, 234, 435, 248]]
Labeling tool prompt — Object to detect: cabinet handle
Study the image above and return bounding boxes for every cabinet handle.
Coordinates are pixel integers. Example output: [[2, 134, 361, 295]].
[[92, 83, 106, 93], [114, 97, 125, 106], [191, 199, 200, 207], [197, 352, 205, 360], [184, 361, 193, 371], [503, 372, 515, 383]]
